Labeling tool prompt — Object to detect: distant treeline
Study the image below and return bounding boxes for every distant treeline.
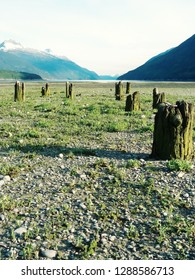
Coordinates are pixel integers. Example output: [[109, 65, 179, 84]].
[[0, 70, 42, 80]]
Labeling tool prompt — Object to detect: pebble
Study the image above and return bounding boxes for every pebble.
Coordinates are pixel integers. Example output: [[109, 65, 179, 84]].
[[109, 236, 116, 242], [4, 175, 11, 182], [14, 227, 27, 235], [0, 214, 5, 221], [0, 130, 194, 260], [80, 203, 87, 210], [177, 171, 185, 178], [80, 174, 87, 180], [0, 180, 4, 187], [40, 249, 57, 259]]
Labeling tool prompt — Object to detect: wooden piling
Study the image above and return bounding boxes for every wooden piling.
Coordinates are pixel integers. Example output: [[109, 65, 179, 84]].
[[65, 82, 69, 98], [115, 81, 124, 100], [126, 82, 131, 94], [45, 83, 50, 96], [151, 101, 194, 160], [14, 81, 24, 102], [69, 83, 74, 99], [125, 91, 140, 112], [153, 88, 166, 109]]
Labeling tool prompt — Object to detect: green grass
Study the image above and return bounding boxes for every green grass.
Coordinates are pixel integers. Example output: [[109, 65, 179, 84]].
[[0, 81, 195, 260], [0, 81, 195, 150], [167, 159, 192, 172]]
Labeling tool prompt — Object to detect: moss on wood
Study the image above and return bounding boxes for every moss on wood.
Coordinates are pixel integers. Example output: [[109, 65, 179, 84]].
[[151, 101, 194, 160]]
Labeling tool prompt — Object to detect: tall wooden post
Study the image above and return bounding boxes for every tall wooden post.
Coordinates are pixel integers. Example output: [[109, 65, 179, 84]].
[[41, 86, 46, 97], [126, 82, 131, 94], [125, 91, 140, 112], [115, 81, 124, 100], [153, 88, 166, 109], [151, 101, 194, 160], [14, 81, 24, 102], [22, 82, 25, 102], [41, 83, 50, 97], [65, 82, 69, 98], [69, 83, 74, 99], [45, 83, 50, 96]]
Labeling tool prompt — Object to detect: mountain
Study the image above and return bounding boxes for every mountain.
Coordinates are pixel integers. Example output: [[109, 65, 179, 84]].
[[0, 40, 99, 80], [0, 70, 42, 80], [118, 34, 195, 81]]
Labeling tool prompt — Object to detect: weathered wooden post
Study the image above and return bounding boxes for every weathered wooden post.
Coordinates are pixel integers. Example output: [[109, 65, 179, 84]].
[[69, 83, 74, 99], [22, 82, 25, 102], [151, 101, 194, 160], [153, 88, 166, 109], [14, 81, 23, 102], [41, 86, 46, 97], [126, 82, 131, 94], [115, 81, 124, 100], [65, 82, 69, 98], [14, 81, 19, 101], [125, 91, 140, 112], [41, 83, 50, 97], [45, 83, 50, 96]]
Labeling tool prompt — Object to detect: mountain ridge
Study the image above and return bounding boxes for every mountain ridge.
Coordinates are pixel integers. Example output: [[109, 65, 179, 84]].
[[0, 70, 42, 80], [0, 40, 100, 80], [118, 34, 195, 81]]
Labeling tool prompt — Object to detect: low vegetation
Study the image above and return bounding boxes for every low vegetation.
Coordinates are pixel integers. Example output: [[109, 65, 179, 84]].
[[0, 81, 194, 260]]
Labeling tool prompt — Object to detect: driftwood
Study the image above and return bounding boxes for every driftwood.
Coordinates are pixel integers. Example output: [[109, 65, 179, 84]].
[[151, 101, 194, 160], [125, 91, 140, 112]]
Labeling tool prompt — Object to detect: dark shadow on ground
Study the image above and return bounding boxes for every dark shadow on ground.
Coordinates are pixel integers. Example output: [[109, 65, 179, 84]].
[[0, 144, 151, 161]]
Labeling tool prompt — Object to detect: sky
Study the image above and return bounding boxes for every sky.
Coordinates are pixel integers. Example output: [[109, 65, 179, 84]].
[[0, 0, 195, 76]]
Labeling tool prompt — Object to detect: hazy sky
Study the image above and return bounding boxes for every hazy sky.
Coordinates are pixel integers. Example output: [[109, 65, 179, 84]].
[[0, 0, 194, 75]]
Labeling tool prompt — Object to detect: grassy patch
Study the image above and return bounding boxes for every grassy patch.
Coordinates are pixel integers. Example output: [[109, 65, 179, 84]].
[[167, 159, 192, 172]]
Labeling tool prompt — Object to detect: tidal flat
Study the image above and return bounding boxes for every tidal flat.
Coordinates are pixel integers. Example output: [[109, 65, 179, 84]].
[[0, 81, 194, 259]]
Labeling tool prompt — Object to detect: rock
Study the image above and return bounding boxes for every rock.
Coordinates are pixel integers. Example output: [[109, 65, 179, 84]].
[[0, 242, 7, 248], [109, 235, 116, 242], [183, 193, 189, 198], [14, 227, 27, 235], [80, 174, 87, 180], [0, 180, 4, 187], [80, 203, 87, 210], [58, 153, 64, 159], [36, 236, 41, 240], [40, 248, 57, 259], [0, 214, 5, 221], [178, 171, 185, 178], [4, 175, 11, 182]]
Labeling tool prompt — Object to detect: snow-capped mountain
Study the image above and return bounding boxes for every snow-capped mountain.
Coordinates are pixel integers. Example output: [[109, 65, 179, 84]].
[[0, 40, 99, 80], [0, 39, 24, 51]]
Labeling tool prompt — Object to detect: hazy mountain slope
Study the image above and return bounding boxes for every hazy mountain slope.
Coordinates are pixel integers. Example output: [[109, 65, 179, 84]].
[[0, 40, 99, 80], [0, 70, 42, 80], [118, 34, 195, 81]]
